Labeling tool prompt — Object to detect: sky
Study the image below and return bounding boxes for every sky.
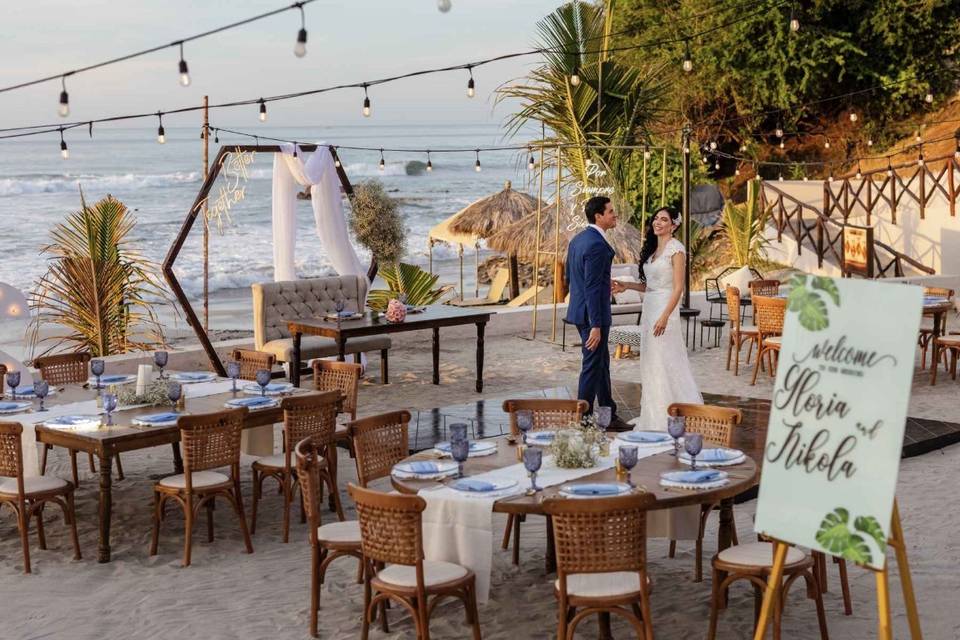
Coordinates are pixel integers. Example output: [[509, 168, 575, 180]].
[[0, 0, 562, 132]]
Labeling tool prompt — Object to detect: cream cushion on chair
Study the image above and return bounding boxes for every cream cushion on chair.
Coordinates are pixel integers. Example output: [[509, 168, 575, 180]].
[[0, 475, 69, 495], [738, 324, 759, 334], [720, 265, 754, 296], [377, 560, 468, 587], [159, 471, 230, 489], [261, 335, 391, 363], [253, 454, 290, 469], [555, 572, 643, 598], [317, 520, 361, 544], [717, 542, 805, 567], [764, 336, 782, 347]]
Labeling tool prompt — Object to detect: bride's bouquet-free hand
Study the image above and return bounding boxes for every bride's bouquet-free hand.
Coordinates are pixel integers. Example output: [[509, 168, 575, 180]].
[[549, 415, 608, 469]]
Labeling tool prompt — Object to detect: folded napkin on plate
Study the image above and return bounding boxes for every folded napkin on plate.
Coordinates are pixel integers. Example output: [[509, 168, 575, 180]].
[[177, 372, 212, 380], [452, 479, 496, 492], [99, 374, 131, 383], [568, 483, 619, 496], [0, 402, 24, 410], [621, 431, 671, 443], [140, 412, 180, 423], [694, 448, 742, 462], [407, 461, 440, 474], [671, 470, 723, 483], [230, 397, 275, 407]]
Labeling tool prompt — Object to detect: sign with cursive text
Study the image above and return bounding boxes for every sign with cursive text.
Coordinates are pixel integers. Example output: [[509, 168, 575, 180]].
[[565, 161, 615, 233], [842, 224, 874, 278], [754, 275, 922, 570], [195, 147, 256, 233]]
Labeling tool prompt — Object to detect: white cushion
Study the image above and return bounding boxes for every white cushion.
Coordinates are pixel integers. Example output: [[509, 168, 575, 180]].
[[717, 542, 805, 567], [764, 336, 782, 346], [555, 572, 642, 598], [254, 454, 289, 469], [720, 266, 754, 296], [613, 276, 643, 305], [0, 475, 69, 495], [317, 520, 361, 544], [737, 324, 759, 334], [611, 264, 640, 280], [159, 471, 230, 489], [376, 560, 468, 588]]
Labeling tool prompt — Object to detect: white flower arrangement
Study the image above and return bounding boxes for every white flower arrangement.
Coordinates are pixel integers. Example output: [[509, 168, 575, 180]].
[[548, 415, 608, 469]]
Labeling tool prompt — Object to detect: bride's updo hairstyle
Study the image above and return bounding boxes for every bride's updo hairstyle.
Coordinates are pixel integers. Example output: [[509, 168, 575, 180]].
[[638, 206, 681, 283]]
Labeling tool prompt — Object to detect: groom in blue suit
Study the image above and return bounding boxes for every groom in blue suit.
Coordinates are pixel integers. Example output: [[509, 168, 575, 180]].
[[565, 196, 618, 420]]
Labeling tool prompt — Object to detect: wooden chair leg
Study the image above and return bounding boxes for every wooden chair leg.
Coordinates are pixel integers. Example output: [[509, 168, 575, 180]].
[[66, 492, 81, 560], [39, 444, 50, 475], [114, 454, 125, 480], [233, 480, 254, 554], [309, 544, 320, 637], [512, 514, 522, 565], [931, 341, 940, 385], [150, 493, 162, 556], [70, 451, 80, 487], [17, 505, 31, 574], [35, 505, 47, 550], [250, 469, 260, 535], [501, 515, 514, 550], [750, 346, 764, 385], [707, 567, 721, 640], [324, 471, 345, 522], [836, 558, 853, 615], [695, 536, 703, 582], [183, 496, 194, 567], [381, 349, 389, 384], [668, 540, 677, 558], [206, 499, 215, 543], [282, 473, 293, 544], [811, 574, 830, 640]]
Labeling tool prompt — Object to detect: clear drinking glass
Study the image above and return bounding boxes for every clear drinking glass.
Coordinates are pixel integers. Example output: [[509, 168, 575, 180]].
[[226, 361, 241, 394], [523, 446, 543, 494], [90, 359, 105, 390], [450, 438, 470, 478], [34, 380, 49, 412], [255, 369, 271, 397], [516, 410, 533, 444], [167, 381, 182, 409], [103, 392, 118, 426], [667, 415, 686, 456], [619, 445, 639, 488], [684, 433, 704, 471], [154, 351, 169, 379], [6, 371, 20, 399], [334, 299, 345, 328], [449, 422, 469, 443], [595, 406, 613, 431]]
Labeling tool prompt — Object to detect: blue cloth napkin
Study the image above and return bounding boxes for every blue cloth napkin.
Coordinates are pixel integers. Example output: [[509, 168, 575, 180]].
[[0, 402, 24, 410], [264, 383, 291, 392], [140, 412, 180, 423], [177, 372, 212, 380], [453, 479, 496, 492], [14, 387, 34, 396], [669, 470, 723, 484], [230, 397, 274, 407], [406, 461, 440, 474], [99, 374, 130, 383], [567, 483, 620, 496], [621, 431, 671, 443], [529, 432, 555, 442]]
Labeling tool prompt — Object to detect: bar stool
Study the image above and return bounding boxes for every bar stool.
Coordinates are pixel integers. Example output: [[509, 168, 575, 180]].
[[699, 319, 725, 348]]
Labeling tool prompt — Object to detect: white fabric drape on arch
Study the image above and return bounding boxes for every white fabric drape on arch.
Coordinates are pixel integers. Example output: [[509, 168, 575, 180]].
[[271, 142, 366, 281]]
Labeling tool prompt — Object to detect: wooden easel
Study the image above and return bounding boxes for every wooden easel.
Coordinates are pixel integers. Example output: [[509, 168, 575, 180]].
[[753, 500, 922, 640]]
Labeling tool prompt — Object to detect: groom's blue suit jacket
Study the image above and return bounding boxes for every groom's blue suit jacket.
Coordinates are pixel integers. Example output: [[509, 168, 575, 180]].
[[564, 226, 615, 328]]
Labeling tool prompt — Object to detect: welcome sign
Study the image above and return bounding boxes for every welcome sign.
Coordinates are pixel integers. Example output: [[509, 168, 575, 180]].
[[754, 275, 922, 570]]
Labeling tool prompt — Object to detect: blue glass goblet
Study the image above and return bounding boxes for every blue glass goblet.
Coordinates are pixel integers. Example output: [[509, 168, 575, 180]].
[[595, 406, 613, 431], [103, 393, 118, 426], [450, 438, 470, 479], [667, 415, 686, 457], [34, 380, 49, 412], [523, 447, 543, 494], [167, 381, 182, 410], [449, 422, 469, 443], [6, 370, 21, 400], [90, 358, 105, 391], [516, 410, 533, 445], [154, 351, 169, 379], [684, 433, 704, 471], [619, 445, 639, 488], [226, 361, 241, 394], [255, 369, 271, 397]]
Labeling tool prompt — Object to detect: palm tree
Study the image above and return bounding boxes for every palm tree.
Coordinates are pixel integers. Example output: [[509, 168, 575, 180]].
[[497, 1, 669, 213], [29, 192, 167, 357]]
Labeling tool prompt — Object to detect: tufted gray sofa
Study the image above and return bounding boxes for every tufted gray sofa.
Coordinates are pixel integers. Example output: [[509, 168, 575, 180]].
[[252, 275, 390, 379]]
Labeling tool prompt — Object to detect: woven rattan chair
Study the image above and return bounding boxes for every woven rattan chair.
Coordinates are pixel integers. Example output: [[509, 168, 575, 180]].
[[231, 348, 277, 380], [34, 352, 124, 484], [917, 287, 955, 369], [0, 421, 81, 573], [500, 398, 589, 565], [542, 492, 657, 640], [251, 391, 342, 542], [707, 542, 828, 640], [665, 403, 742, 582], [349, 483, 482, 640], [930, 335, 960, 385], [296, 436, 362, 637], [348, 410, 411, 488], [313, 359, 361, 421], [725, 287, 760, 376], [751, 295, 787, 385], [0, 363, 5, 395], [149, 408, 254, 567], [748, 279, 781, 298]]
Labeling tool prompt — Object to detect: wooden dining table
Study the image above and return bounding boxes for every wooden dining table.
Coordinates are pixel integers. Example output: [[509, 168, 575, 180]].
[[30, 382, 318, 563], [391, 435, 759, 571]]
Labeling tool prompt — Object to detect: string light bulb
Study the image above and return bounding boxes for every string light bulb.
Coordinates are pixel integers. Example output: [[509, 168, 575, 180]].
[[789, 5, 800, 32], [213, 130, 219, 144], [925, 92, 934, 104], [258, 99, 267, 122], [437, 0, 452, 12], [178, 43, 190, 87], [855, 162, 862, 179], [466, 66, 475, 98], [156, 113, 165, 144], [474, 149, 482, 172], [426, 151, 433, 172], [739, 143, 747, 152], [294, 4, 307, 57], [682, 40, 693, 73], [775, 123, 784, 139], [569, 67, 581, 87], [824, 139, 830, 149], [778, 172, 784, 182], [735, 166, 741, 176], [867, 138, 874, 147], [58, 76, 69, 118], [59, 128, 68, 159], [709, 141, 717, 150], [362, 84, 371, 117], [643, 147, 651, 160], [849, 112, 858, 122], [918, 149, 925, 166], [915, 130, 922, 143], [714, 161, 720, 170], [527, 147, 535, 171], [331, 146, 341, 168], [779, 140, 785, 150], [887, 160, 894, 177], [378, 149, 385, 171]]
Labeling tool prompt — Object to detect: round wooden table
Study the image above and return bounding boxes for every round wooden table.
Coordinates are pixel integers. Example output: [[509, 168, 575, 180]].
[[392, 435, 759, 571]]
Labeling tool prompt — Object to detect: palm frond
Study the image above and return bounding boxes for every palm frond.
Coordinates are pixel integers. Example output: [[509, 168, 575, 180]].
[[367, 263, 453, 312]]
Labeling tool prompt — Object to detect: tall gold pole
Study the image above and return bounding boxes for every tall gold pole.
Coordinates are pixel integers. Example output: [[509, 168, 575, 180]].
[[532, 136, 546, 338], [475, 241, 480, 298], [551, 149, 563, 342], [660, 148, 668, 207], [641, 151, 649, 223], [202, 95, 210, 332]]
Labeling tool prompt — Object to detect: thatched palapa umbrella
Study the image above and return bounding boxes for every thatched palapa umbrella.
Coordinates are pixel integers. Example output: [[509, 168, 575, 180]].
[[429, 181, 540, 299]]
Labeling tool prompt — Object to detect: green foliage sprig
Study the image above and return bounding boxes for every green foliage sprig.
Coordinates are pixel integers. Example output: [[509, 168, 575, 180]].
[[347, 181, 406, 267]]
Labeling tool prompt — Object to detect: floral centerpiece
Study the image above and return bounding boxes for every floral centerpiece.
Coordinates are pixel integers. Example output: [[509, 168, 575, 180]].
[[116, 378, 170, 408], [548, 415, 608, 469]]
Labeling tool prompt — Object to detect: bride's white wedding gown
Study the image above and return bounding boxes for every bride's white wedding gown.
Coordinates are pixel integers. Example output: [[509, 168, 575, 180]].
[[630, 237, 703, 539]]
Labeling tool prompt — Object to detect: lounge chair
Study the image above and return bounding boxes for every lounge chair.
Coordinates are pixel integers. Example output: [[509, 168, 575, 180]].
[[452, 267, 509, 307]]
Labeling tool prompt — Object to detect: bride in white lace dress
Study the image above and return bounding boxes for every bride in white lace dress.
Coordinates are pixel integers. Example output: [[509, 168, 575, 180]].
[[613, 206, 703, 430]]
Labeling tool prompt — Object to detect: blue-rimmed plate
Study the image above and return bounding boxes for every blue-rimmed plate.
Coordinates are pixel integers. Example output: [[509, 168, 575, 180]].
[[171, 372, 218, 384], [525, 431, 556, 446], [660, 469, 728, 488], [678, 447, 745, 467], [392, 460, 459, 477], [450, 477, 518, 494], [242, 382, 294, 396], [132, 412, 182, 427], [87, 374, 137, 388], [434, 440, 497, 457], [225, 396, 280, 410], [0, 401, 32, 414], [559, 482, 632, 499], [617, 430, 672, 446], [43, 415, 102, 430], [5, 386, 57, 399]]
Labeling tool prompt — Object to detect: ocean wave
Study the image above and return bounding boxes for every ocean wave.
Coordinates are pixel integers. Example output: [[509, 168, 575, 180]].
[[0, 171, 202, 197]]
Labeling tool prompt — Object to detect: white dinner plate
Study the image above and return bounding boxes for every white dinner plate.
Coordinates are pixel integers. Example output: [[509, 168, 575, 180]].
[[170, 372, 218, 384], [87, 374, 137, 388], [559, 482, 633, 499], [242, 382, 294, 396]]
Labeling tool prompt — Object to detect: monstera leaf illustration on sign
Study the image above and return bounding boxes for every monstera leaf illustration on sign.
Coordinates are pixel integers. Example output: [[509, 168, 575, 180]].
[[815, 508, 887, 565], [787, 274, 840, 331]]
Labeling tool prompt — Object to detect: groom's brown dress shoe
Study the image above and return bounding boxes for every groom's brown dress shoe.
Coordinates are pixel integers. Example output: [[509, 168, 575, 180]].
[[607, 415, 632, 432]]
